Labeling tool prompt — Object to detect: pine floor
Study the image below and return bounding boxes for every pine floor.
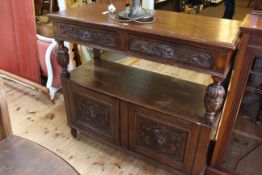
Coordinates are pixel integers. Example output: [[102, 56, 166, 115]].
[[4, 57, 211, 175]]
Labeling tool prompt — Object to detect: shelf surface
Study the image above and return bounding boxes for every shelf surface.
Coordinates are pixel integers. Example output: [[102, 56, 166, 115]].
[[66, 59, 207, 125]]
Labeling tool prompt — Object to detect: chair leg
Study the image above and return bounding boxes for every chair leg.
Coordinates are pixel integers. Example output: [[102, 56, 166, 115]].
[[48, 86, 60, 101]]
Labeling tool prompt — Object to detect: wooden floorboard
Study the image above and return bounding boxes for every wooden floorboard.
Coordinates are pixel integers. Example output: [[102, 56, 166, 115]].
[[5, 58, 212, 175]]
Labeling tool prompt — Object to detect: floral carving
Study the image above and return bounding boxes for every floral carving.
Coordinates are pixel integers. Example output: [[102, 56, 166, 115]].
[[59, 24, 117, 47], [204, 77, 225, 126], [56, 40, 70, 78], [75, 94, 111, 135], [129, 37, 213, 69], [139, 115, 188, 162]]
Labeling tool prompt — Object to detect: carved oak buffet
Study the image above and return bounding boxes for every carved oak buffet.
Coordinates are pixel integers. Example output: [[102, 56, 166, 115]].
[[49, 4, 240, 175]]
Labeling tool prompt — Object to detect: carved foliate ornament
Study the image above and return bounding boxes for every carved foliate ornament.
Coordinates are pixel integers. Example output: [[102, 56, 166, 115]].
[[129, 37, 213, 69], [139, 116, 188, 162], [59, 24, 117, 47], [75, 94, 112, 135], [204, 78, 225, 125], [55, 41, 70, 78]]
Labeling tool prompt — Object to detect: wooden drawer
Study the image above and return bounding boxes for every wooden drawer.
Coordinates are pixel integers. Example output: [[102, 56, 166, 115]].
[[58, 23, 118, 48], [128, 104, 200, 173], [127, 35, 215, 70], [67, 83, 120, 145]]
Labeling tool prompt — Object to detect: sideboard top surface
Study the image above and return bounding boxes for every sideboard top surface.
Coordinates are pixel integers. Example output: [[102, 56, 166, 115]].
[[241, 14, 262, 32], [65, 59, 207, 126], [49, 4, 241, 50]]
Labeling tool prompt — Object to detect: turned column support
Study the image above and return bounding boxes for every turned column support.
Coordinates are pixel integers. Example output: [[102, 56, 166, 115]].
[[55, 40, 70, 78], [204, 76, 225, 126]]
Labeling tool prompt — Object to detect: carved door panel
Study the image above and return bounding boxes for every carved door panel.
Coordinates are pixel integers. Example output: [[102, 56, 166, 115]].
[[68, 83, 120, 145], [128, 104, 200, 173]]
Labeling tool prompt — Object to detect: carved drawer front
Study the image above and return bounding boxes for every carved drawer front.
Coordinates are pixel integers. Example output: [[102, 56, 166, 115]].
[[58, 24, 118, 48], [128, 104, 200, 173], [128, 35, 214, 70], [68, 84, 120, 145]]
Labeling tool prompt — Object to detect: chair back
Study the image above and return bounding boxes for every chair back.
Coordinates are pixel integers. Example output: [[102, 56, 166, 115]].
[[0, 79, 12, 140]]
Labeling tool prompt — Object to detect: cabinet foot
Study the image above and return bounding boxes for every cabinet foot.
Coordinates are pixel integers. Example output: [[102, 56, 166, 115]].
[[70, 128, 77, 138]]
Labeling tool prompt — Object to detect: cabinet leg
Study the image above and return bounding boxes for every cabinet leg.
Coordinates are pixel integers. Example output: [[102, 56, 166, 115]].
[[204, 77, 225, 126], [55, 40, 70, 78], [70, 128, 77, 138], [93, 48, 101, 59]]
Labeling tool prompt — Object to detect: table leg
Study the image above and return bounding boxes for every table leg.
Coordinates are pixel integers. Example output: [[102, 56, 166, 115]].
[[204, 76, 225, 126], [55, 40, 70, 78]]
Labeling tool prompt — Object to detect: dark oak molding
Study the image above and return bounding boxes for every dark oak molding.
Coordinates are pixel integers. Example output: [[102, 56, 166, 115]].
[[59, 24, 118, 48]]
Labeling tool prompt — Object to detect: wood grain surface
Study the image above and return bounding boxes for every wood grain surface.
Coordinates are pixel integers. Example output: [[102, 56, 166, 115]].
[[49, 4, 241, 49], [0, 79, 12, 140], [0, 136, 79, 175], [67, 59, 207, 124], [241, 14, 262, 32]]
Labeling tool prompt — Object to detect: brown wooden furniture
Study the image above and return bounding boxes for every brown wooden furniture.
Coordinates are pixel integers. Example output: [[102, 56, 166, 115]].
[[49, 4, 240, 174], [0, 79, 79, 175], [253, 0, 262, 15], [206, 14, 262, 175]]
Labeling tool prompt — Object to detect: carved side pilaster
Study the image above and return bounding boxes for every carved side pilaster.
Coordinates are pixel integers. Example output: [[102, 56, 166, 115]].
[[55, 40, 70, 78], [204, 77, 225, 126]]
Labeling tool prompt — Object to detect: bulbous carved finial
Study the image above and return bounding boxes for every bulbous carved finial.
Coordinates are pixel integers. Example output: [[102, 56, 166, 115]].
[[55, 40, 70, 78], [204, 77, 225, 126]]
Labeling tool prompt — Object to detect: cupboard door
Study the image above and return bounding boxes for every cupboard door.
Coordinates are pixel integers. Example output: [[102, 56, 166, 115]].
[[128, 104, 200, 173], [68, 83, 120, 145]]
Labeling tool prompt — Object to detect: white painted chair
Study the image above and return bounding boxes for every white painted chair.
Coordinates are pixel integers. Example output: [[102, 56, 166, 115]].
[[37, 34, 73, 100]]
